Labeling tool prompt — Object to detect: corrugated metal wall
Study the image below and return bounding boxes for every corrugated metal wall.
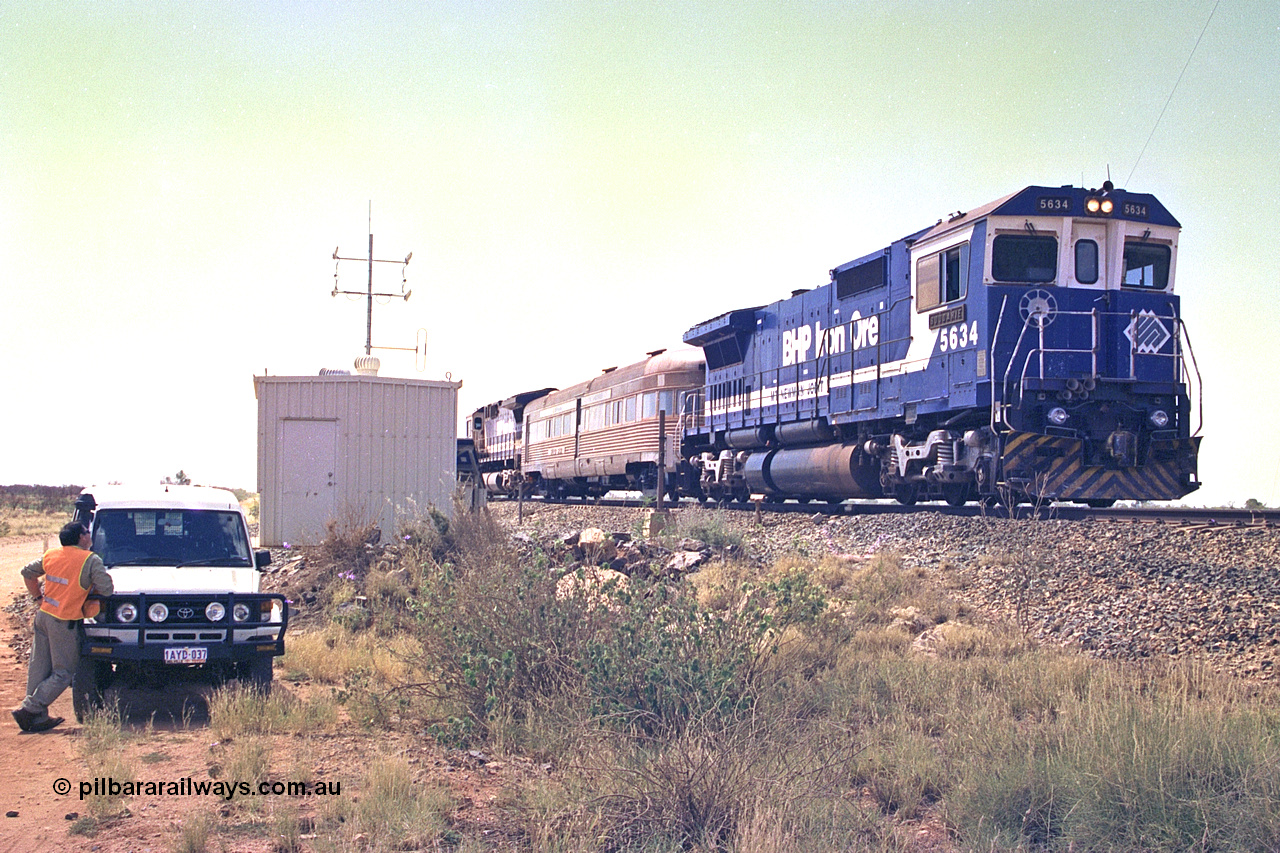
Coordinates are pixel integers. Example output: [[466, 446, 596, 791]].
[[254, 374, 461, 547]]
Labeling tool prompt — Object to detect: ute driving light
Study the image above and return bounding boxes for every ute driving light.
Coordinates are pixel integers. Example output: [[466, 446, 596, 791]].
[[233, 603, 253, 623], [115, 602, 138, 623], [1047, 406, 1070, 426], [148, 603, 169, 623], [205, 602, 226, 622], [1149, 409, 1170, 428]]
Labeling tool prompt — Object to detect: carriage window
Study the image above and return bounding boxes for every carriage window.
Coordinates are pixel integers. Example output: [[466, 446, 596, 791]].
[[1122, 242, 1170, 290], [659, 390, 675, 415], [625, 396, 637, 423], [1075, 240, 1099, 284], [586, 404, 604, 431], [992, 234, 1058, 282]]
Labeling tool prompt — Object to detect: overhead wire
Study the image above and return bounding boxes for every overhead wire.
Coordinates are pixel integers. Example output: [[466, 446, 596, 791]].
[[1126, 0, 1220, 186]]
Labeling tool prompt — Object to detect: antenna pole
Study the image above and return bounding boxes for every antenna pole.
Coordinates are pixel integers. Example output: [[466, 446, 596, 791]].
[[331, 202, 414, 358], [367, 229, 374, 355]]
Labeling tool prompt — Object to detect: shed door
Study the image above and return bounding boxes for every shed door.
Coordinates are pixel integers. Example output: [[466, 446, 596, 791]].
[[280, 419, 337, 545]]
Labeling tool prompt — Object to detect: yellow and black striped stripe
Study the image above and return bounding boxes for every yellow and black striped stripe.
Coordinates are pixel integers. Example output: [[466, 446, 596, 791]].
[[1001, 431, 1199, 501]]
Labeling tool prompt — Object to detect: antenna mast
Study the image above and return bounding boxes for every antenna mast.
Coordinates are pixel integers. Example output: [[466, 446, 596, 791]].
[[331, 202, 413, 355]]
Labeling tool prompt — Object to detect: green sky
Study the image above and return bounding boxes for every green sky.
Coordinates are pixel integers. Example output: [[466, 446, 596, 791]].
[[2, 1, 1276, 506]]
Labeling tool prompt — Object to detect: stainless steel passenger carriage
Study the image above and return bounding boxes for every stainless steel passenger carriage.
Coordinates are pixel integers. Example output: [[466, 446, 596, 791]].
[[522, 348, 706, 498]]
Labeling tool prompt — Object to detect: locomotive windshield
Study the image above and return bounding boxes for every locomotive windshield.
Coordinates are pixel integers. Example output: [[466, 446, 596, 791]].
[[91, 509, 254, 568], [1122, 242, 1171, 290], [992, 234, 1058, 282]]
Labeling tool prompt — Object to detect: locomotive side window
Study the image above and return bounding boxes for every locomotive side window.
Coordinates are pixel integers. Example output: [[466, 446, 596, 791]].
[[1122, 242, 1170, 290], [943, 244, 968, 302], [915, 243, 968, 311], [992, 234, 1058, 282], [916, 254, 940, 311], [1075, 240, 1099, 284]]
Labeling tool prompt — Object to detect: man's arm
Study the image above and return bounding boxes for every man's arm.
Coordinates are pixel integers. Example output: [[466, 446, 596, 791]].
[[84, 553, 114, 597], [20, 557, 43, 600]]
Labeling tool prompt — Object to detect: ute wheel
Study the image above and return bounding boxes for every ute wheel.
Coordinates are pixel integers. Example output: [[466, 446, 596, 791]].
[[239, 657, 274, 693], [72, 659, 111, 722]]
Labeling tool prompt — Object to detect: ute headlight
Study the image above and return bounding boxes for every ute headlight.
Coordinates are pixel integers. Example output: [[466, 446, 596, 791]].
[[1149, 409, 1170, 428], [115, 602, 138, 623], [1047, 406, 1070, 426], [148, 603, 169, 623], [205, 602, 226, 621], [233, 603, 253, 623]]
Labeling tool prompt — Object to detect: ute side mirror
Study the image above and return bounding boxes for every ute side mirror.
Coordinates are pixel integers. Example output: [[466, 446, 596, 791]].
[[254, 549, 272, 571]]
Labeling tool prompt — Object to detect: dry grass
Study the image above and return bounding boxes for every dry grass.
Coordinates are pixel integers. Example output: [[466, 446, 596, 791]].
[[77, 706, 139, 819], [206, 508, 1280, 852], [280, 621, 417, 685], [0, 507, 66, 539]]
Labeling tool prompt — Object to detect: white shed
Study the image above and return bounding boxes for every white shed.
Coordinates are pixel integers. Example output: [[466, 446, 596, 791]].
[[253, 371, 461, 547]]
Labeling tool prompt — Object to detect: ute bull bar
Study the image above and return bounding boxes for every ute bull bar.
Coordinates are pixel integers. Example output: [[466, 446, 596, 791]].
[[81, 592, 289, 664]]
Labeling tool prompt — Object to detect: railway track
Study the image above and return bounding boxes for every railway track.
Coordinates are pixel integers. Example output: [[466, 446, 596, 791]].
[[494, 494, 1280, 527]]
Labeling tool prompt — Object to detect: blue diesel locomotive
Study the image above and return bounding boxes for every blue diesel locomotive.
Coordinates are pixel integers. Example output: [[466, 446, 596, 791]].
[[681, 183, 1201, 506]]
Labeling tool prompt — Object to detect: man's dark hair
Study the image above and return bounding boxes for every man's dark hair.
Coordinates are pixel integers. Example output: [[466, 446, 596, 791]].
[[59, 522, 88, 547]]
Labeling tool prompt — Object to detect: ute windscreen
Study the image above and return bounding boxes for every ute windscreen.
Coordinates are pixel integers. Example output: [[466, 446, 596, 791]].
[[91, 509, 253, 567]]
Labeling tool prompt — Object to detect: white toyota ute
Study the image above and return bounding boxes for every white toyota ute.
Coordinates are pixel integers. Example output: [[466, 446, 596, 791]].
[[71, 484, 287, 720]]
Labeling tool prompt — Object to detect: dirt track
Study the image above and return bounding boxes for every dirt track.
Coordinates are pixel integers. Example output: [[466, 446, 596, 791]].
[[0, 535, 87, 853]]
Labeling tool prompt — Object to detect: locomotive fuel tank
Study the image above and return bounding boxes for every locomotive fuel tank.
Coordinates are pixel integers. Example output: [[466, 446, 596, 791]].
[[744, 443, 883, 500]]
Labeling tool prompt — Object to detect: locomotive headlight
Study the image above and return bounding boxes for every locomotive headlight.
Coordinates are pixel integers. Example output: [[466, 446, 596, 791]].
[[115, 602, 138, 623], [1086, 198, 1101, 213], [148, 602, 169, 622], [1100, 199, 1114, 214], [1149, 409, 1170, 428], [1047, 406, 1069, 426], [205, 602, 226, 622]]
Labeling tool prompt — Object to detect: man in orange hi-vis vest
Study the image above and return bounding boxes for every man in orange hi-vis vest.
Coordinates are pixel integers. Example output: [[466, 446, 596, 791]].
[[12, 521, 114, 732]]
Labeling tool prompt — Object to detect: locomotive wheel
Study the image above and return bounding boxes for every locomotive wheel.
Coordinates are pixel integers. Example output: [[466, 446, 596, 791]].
[[1086, 498, 1116, 508], [942, 484, 971, 507], [893, 484, 918, 506]]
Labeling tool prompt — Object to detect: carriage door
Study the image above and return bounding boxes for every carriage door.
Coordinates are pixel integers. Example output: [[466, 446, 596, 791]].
[[573, 398, 582, 460], [942, 242, 978, 406]]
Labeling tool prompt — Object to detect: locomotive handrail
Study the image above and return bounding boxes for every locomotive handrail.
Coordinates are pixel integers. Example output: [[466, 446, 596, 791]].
[[1175, 316, 1204, 438], [998, 302, 1187, 429]]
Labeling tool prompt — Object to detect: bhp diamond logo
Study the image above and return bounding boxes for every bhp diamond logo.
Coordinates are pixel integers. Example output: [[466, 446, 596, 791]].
[[1124, 310, 1171, 354]]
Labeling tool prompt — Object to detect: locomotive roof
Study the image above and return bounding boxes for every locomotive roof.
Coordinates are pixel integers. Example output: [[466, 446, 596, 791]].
[[914, 185, 1179, 244]]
